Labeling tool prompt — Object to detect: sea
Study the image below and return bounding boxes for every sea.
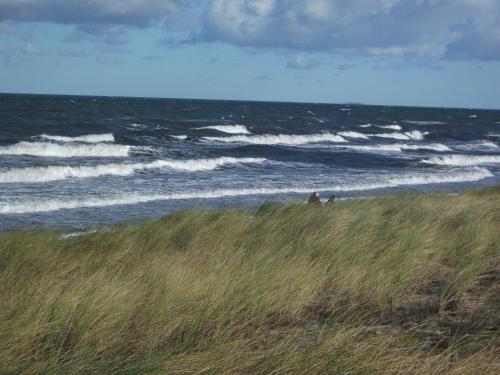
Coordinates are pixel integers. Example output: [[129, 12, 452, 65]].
[[1, 93, 499, 231]]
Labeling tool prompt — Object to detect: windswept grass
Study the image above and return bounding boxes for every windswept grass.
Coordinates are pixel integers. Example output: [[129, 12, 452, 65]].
[[0, 187, 499, 374]]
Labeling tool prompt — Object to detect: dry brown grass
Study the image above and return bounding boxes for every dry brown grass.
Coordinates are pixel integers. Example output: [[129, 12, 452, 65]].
[[0, 187, 499, 374]]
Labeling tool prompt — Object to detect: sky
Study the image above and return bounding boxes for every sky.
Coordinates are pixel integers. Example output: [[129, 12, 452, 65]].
[[0, 0, 500, 109]]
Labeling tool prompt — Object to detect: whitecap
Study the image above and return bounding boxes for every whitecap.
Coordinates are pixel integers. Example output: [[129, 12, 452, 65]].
[[0, 157, 267, 183], [370, 130, 426, 141], [377, 124, 402, 131], [337, 131, 369, 139], [39, 133, 115, 143], [196, 125, 251, 134], [422, 154, 500, 166], [0, 142, 131, 157], [455, 140, 498, 152], [335, 143, 450, 153], [204, 133, 347, 145], [403, 120, 446, 125], [0, 168, 492, 214]]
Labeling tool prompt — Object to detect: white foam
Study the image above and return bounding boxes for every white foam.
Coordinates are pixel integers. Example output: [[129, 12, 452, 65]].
[[338, 131, 369, 139], [370, 130, 426, 141], [378, 125, 402, 131], [196, 125, 251, 134], [455, 140, 498, 152], [0, 168, 492, 214], [335, 143, 451, 153], [0, 142, 131, 157], [403, 120, 446, 125], [39, 133, 115, 143], [127, 123, 149, 131], [0, 157, 267, 183], [469, 115, 477, 118], [422, 154, 500, 166], [172, 135, 188, 140], [204, 133, 347, 145], [359, 124, 372, 128]]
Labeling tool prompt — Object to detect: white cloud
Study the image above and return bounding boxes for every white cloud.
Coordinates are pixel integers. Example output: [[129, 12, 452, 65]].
[[198, 0, 500, 60], [0, 0, 499, 61]]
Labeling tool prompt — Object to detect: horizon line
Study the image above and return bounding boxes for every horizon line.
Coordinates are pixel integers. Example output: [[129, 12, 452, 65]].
[[1, 91, 499, 112]]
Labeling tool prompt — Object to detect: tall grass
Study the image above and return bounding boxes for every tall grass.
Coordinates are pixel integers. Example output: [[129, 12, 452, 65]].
[[0, 187, 499, 374]]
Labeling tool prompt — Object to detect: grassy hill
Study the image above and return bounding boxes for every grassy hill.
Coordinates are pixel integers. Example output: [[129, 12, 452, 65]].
[[1, 187, 499, 374]]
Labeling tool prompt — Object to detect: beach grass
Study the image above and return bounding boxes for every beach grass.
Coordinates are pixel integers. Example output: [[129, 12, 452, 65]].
[[0, 187, 499, 374]]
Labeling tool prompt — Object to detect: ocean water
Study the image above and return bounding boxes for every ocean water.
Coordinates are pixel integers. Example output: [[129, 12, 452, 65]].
[[1, 93, 499, 231]]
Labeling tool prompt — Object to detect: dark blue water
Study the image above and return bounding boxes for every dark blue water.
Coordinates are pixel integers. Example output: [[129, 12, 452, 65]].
[[1, 93, 499, 231]]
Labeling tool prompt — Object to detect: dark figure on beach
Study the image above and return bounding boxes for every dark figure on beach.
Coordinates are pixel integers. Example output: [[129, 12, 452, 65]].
[[326, 195, 336, 205], [308, 192, 321, 205]]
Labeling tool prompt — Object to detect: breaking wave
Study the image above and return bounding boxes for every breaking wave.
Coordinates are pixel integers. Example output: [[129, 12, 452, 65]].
[[422, 154, 500, 166], [172, 135, 188, 140], [370, 130, 426, 141], [338, 131, 369, 139], [335, 143, 450, 153], [403, 120, 446, 125], [455, 140, 498, 152], [204, 133, 347, 145], [196, 125, 251, 134], [39, 133, 115, 143], [0, 157, 267, 183], [0, 142, 131, 157], [0, 168, 492, 214], [378, 125, 402, 131]]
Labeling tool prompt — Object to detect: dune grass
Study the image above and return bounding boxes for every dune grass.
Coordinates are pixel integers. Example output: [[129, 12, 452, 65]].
[[0, 187, 499, 374]]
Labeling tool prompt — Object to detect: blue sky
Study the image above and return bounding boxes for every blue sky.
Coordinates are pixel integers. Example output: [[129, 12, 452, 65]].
[[1, 0, 499, 109]]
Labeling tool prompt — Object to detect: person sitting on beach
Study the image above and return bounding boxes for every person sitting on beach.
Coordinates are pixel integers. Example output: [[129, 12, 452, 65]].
[[307, 192, 321, 205], [326, 195, 336, 205]]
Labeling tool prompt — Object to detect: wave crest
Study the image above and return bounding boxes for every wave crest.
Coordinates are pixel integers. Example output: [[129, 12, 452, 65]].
[[370, 130, 426, 141], [0, 168, 492, 214], [336, 143, 450, 153], [0, 142, 131, 157], [39, 133, 115, 143], [403, 120, 445, 125], [204, 133, 347, 145], [196, 125, 251, 134], [378, 125, 402, 131], [422, 154, 500, 166], [0, 157, 267, 183], [338, 131, 369, 139]]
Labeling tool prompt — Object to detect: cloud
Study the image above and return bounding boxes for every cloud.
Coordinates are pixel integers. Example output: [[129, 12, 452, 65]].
[[1, 0, 499, 62], [64, 25, 131, 45], [197, 0, 500, 61], [0, 0, 188, 27]]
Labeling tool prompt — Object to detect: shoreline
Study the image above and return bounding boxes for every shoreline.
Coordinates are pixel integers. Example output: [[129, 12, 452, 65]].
[[1, 181, 497, 233]]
